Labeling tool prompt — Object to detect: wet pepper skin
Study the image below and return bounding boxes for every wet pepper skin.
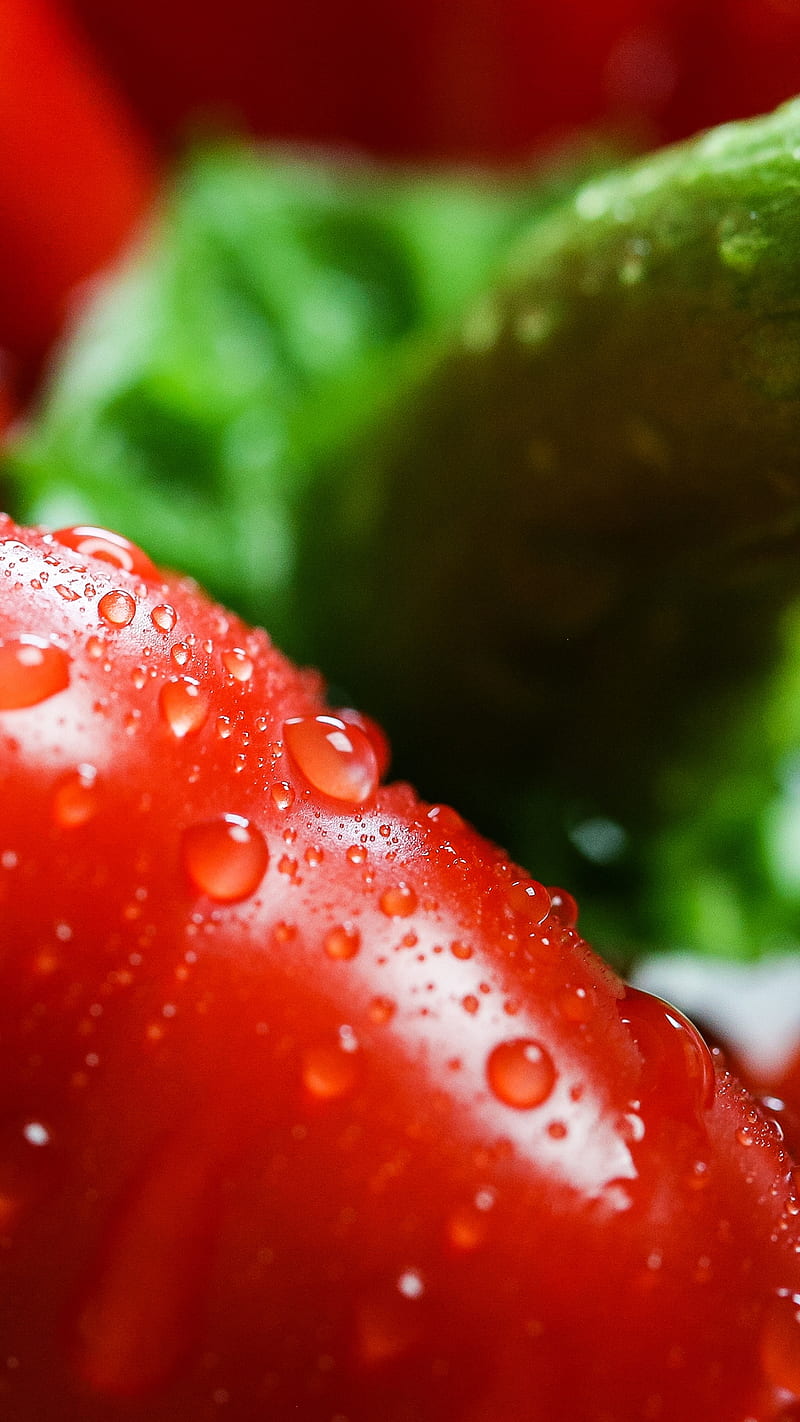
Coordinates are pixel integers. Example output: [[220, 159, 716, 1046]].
[[0, 518, 799, 1422]]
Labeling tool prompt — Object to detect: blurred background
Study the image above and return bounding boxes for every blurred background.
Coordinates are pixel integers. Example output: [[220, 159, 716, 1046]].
[[6, 0, 800, 402]]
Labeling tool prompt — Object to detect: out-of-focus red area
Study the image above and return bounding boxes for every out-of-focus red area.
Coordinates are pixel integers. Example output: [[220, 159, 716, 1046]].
[[5, 0, 800, 405], [0, 0, 154, 400], [63, 0, 800, 161]]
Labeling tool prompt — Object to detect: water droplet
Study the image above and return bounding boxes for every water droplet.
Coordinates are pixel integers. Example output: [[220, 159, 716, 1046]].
[[182, 815, 268, 903], [548, 886, 579, 928], [325, 924, 360, 960], [450, 940, 473, 960], [380, 883, 418, 918], [462, 994, 480, 1015], [302, 1043, 359, 1100], [761, 1291, 800, 1395], [98, 590, 136, 629], [170, 642, 190, 668], [53, 525, 155, 578], [159, 678, 210, 739], [0, 636, 70, 709], [55, 583, 80, 602], [346, 844, 367, 866], [284, 714, 379, 804], [368, 996, 396, 1025], [52, 764, 99, 828], [216, 716, 232, 740], [506, 879, 550, 924], [151, 604, 176, 634], [222, 648, 253, 682], [486, 1038, 556, 1110], [618, 987, 716, 1118], [270, 781, 294, 812], [336, 707, 391, 779]]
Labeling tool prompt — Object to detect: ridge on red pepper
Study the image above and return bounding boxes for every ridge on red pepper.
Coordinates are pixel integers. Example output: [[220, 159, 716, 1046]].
[[1, 514, 800, 1421]]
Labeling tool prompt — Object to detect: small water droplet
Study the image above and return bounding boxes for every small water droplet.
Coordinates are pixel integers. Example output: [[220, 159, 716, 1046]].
[[170, 642, 190, 668], [0, 636, 70, 709], [53, 764, 99, 828], [368, 996, 396, 1025], [86, 634, 105, 660], [284, 715, 379, 804], [462, 994, 480, 1015], [548, 886, 579, 928], [55, 584, 80, 602], [346, 844, 367, 866], [487, 1038, 556, 1110], [159, 678, 210, 738], [151, 604, 176, 634], [380, 883, 418, 918], [270, 781, 294, 811], [222, 648, 253, 682], [53, 525, 155, 577], [325, 924, 360, 961], [450, 940, 473, 960], [182, 815, 268, 903], [98, 590, 136, 629]]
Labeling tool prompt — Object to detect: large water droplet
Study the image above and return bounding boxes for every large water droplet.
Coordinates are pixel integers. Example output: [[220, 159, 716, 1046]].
[[0, 636, 70, 709], [151, 604, 176, 634], [222, 648, 253, 682], [380, 883, 418, 918], [506, 879, 551, 923], [53, 525, 155, 578], [324, 924, 361, 961], [336, 707, 391, 778], [283, 714, 378, 804], [182, 815, 268, 902], [618, 987, 715, 1118], [98, 590, 136, 629], [159, 678, 210, 739], [487, 1038, 556, 1110]]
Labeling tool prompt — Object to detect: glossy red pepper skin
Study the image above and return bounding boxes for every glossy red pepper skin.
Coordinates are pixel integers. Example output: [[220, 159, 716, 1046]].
[[0, 516, 799, 1421]]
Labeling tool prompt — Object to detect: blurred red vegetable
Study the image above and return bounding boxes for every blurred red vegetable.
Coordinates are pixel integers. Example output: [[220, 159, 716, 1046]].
[[64, 0, 800, 162], [0, 0, 154, 391]]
